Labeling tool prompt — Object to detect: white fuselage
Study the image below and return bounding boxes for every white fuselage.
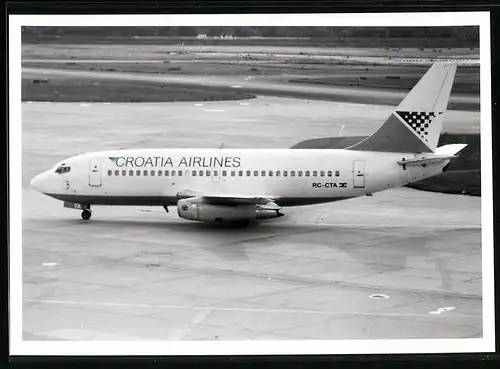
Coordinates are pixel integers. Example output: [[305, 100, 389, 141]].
[[31, 148, 447, 207]]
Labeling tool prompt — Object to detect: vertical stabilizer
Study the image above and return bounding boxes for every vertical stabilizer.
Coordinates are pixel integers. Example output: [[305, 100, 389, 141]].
[[347, 63, 457, 153]]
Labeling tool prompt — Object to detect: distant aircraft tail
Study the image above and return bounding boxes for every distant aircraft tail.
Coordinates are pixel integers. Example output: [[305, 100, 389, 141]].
[[347, 63, 457, 153]]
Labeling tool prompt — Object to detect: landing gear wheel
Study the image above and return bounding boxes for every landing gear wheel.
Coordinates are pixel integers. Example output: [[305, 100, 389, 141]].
[[81, 209, 92, 220]]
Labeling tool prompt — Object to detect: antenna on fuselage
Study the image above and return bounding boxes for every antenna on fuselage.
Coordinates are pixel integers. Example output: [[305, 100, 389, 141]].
[[219, 143, 225, 149]]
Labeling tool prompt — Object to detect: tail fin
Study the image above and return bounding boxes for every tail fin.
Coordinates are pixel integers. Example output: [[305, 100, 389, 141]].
[[347, 63, 457, 153]]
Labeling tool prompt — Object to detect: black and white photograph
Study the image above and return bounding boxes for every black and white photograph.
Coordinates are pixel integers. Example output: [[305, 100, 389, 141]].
[[9, 12, 494, 355]]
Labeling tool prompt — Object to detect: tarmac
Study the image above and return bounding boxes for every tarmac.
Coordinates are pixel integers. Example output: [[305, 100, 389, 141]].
[[21, 97, 482, 341]]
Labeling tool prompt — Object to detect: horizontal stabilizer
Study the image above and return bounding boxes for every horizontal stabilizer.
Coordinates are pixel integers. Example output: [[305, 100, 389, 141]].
[[434, 143, 468, 156], [397, 143, 467, 167]]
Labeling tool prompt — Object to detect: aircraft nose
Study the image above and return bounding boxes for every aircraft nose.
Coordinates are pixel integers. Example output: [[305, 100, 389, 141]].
[[30, 172, 50, 193], [30, 174, 43, 192]]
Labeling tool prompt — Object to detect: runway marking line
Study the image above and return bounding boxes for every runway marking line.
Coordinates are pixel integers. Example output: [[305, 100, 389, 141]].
[[169, 309, 213, 340], [430, 307, 457, 315], [41, 262, 58, 267], [369, 294, 390, 299], [24, 299, 478, 319]]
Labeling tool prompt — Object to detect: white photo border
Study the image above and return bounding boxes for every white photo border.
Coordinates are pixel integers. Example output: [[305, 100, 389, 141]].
[[9, 11, 494, 356]]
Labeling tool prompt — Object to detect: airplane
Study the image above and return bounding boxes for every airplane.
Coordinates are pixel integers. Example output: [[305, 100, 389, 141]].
[[30, 62, 466, 227]]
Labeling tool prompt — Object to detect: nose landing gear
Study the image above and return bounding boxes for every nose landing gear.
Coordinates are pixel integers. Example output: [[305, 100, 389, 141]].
[[81, 204, 92, 220]]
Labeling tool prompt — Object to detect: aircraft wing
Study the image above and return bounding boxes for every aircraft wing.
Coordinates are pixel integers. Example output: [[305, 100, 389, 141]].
[[176, 189, 279, 207]]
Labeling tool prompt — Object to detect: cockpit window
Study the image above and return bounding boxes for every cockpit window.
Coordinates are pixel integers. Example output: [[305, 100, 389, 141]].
[[55, 164, 71, 174]]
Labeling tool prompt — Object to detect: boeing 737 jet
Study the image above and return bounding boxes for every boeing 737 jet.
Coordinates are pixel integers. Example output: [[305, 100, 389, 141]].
[[31, 63, 466, 226]]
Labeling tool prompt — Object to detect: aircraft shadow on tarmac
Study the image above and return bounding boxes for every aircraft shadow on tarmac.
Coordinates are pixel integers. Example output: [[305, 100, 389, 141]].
[[29, 217, 338, 263], [30, 217, 283, 262], [27, 217, 480, 292]]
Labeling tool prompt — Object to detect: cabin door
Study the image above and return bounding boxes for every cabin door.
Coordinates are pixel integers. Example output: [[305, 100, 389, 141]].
[[353, 160, 365, 188], [89, 159, 102, 187], [211, 168, 222, 183]]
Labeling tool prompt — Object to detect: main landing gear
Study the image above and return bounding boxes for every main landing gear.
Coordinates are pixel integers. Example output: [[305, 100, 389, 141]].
[[81, 204, 92, 220]]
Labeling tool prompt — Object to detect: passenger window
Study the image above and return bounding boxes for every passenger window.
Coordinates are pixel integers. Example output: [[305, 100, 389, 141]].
[[298, 171, 303, 177], [115, 170, 119, 176], [136, 170, 141, 176], [335, 170, 340, 177], [313, 171, 317, 177], [246, 170, 251, 177], [108, 170, 112, 176], [283, 171, 288, 177], [261, 170, 266, 177], [165, 170, 169, 176], [178, 170, 183, 176], [291, 171, 295, 177], [254, 171, 258, 176], [129, 170, 134, 176], [239, 170, 243, 176], [328, 171, 332, 177], [231, 171, 236, 177], [276, 171, 281, 177], [151, 170, 155, 176], [222, 170, 227, 177], [192, 170, 197, 176], [171, 170, 175, 176], [199, 170, 204, 176], [122, 170, 126, 176], [158, 170, 162, 176], [213, 170, 218, 176], [206, 170, 210, 176], [143, 170, 148, 176], [269, 171, 273, 177], [305, 171, 310, 177], [320, 171, 325, 177]]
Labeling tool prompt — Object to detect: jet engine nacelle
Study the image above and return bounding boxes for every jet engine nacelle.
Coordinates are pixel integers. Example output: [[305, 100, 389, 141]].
[[177, 199, 283, 222]]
